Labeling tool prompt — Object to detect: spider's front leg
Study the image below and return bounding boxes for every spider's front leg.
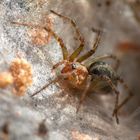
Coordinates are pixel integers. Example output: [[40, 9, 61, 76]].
[[77, 29, 102, 63], [11, 21, 69, 60], [50, 10, 85, 61], [31, 78, 59, 97], [76, 75, 92, 113]]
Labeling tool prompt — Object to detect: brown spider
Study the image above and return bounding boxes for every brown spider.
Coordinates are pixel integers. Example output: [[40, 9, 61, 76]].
[[11, 10, 134, 124]]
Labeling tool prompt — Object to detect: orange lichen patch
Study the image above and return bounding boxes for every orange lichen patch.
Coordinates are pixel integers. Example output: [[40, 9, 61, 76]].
[[37, 0, 46, 7], [9, 58, 32, 96], [0, 72, 13, 88], [31, 0, 46, 8], [28, 28, 50, 46], [28, 16, 52, 46], [71, 130, 93, 140], [116, 42, 140, 53]]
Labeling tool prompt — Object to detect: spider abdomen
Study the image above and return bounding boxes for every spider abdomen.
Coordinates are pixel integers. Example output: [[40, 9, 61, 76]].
[[88, 61, 119, 93]]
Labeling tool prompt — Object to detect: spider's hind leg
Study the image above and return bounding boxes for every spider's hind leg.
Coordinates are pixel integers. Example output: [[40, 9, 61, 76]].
[[98, 75, 120, 124], [112, 78, 134, 116]]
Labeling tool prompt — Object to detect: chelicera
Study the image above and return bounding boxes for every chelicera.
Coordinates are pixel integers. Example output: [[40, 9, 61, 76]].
[[12, 10, 134, 124]]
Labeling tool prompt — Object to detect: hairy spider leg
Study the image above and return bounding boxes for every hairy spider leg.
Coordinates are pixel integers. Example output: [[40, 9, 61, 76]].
[[50, 10, 85, 62], [45, 27, 69, 60], [30, 78, 58, 97], [77, 29, 102, 62], [99, 75, 120, 124], [52, 60, 67, 70], [11, 21, 68, 60], [112, 78, 134, 116], [85, 54, 120, 71], [76, 76, 92, 113]]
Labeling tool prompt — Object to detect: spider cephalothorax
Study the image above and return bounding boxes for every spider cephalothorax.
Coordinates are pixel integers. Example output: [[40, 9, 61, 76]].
[[54, 61, 88, 86], [12, 10, 134, 124]]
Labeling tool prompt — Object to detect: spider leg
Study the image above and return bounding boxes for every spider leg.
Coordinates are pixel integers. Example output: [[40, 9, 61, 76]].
[[52, 60, 66, 70], [85, 54, 120, 71], [112, 78, 134, 116], [98, 75, 120, 124], [30, 78, 58, 97], [77, 29, 102, 62], [47, 28, 68, 60], [50, 10, 85, 61], [76, 76, 92, 113], [11, 21, 68, 60], [101, 54, 120, 70]]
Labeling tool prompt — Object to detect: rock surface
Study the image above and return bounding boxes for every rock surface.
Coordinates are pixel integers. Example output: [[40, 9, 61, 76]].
[[0, 0, 140, 140]]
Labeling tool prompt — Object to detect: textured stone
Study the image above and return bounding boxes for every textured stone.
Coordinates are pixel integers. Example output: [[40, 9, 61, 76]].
[[0, 0, 140, 140]]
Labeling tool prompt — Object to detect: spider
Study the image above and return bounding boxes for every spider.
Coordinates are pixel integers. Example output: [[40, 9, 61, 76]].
[[11, 10, 134, 124]]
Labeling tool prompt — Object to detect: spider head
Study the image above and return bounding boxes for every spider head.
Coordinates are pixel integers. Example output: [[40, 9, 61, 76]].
[[61, 62, 88, 86]]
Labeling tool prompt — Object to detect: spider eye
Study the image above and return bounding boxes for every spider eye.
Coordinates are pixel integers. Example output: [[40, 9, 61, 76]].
[[71, 63, 77, 69]]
